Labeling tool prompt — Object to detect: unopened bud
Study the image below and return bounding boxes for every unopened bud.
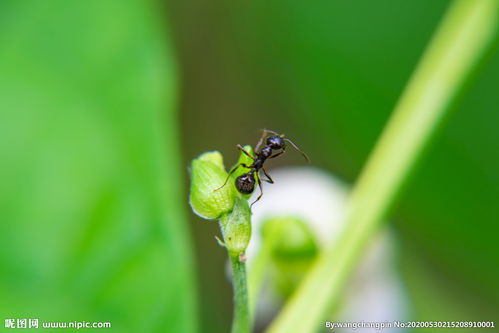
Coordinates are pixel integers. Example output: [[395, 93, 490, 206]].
[[189, 151, 236, 220]]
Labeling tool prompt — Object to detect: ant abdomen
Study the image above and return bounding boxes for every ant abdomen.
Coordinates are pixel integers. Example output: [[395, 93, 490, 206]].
[[235, 173, 255, 194]]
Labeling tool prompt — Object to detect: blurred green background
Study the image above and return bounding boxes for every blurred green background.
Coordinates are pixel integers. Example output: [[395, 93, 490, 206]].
[[0, 0, 497, 332]]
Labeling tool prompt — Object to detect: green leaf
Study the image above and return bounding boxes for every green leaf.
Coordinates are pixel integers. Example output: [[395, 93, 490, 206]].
[[0, 1, 197, 332]]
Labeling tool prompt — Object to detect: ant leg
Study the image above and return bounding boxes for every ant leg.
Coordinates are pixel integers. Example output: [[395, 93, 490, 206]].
[[250, 174, 264, 209], [236, 144, 255, 160], [265, 129, 280, 136], [268, 150, 284, 160], [255, 130, 268, 152], [260, 168, 274, 184], [214, 163, 249, 191]]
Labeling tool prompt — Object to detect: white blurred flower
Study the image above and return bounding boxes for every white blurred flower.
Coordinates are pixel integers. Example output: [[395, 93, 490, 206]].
[[248, 166, 408, 332]]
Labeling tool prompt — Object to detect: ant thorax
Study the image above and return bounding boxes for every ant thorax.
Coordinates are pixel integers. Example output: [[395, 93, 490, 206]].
[[258, 146, 273, 158]]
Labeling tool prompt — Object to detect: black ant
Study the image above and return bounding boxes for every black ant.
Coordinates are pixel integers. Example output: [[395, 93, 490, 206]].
[[215, 129, 309, 207]]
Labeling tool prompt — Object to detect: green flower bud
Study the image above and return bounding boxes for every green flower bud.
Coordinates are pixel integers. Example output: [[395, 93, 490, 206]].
[[219, 197, 252, 258], [189, 151, 237, 219], [260, 216, 318, 297], [189, 148, 253, 258], [261, 216, 318, 260]]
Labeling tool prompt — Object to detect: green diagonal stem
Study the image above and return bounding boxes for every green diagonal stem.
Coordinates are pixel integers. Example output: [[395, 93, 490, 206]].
[[267, 1, 499, 332]]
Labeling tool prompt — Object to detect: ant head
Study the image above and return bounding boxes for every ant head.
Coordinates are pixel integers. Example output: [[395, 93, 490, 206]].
[[266, 135, 285, 150]]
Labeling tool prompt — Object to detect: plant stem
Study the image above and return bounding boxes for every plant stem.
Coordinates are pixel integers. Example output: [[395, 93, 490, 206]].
[[230, 254, 250, 333], [216, 196, 252, 332], [266, 1, 499, 332]]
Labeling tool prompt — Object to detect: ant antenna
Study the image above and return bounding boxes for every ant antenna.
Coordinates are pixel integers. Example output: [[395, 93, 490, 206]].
[[284, 138, 310, 162]]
